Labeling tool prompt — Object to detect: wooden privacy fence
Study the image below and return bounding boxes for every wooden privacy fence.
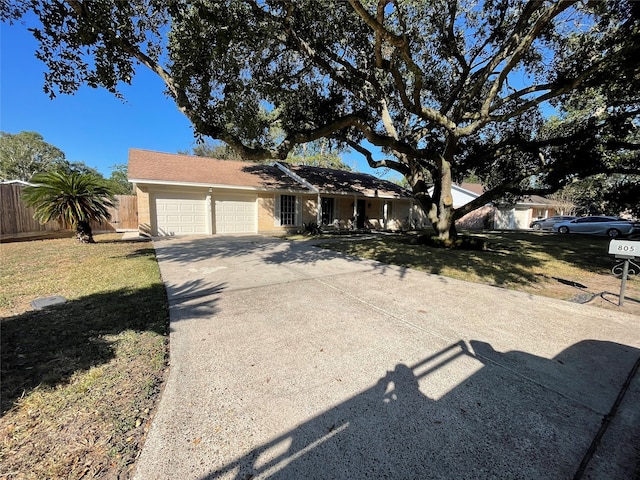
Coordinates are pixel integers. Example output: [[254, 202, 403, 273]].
[[91, 194, 138, 232], [0, 183, 138, 240]]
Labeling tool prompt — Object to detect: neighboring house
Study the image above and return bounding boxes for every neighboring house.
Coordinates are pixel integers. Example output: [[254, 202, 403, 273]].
[[493, 195, 558, 230], [451, 183, 483, 207], [437, 182, 559, 230], [128, 149, 421, 237], [426, 183, 494, 230], [427, 182, 483, 208]]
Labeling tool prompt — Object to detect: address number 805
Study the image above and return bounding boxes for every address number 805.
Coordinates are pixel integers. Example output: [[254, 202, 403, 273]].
[[608, 239, 640, 256]]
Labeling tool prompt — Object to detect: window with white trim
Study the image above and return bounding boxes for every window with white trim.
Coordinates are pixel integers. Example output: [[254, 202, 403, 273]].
[[280, 194, 297, 226]]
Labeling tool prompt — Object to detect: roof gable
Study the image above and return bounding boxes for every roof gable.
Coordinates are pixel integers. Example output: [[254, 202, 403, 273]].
[[428, 183, 481, 208]]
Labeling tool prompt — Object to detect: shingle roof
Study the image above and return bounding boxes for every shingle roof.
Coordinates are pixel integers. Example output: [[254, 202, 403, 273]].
[[128, 149, 307, 191], [521, 195, 554, 205], [459, 183, 484, 195], [285, 164, 410, 198], [129, 149, 412, 198]]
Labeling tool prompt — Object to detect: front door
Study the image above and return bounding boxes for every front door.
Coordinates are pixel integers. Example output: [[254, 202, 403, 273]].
[[357, 199, 366, 229], [321, 197, 335, 225]]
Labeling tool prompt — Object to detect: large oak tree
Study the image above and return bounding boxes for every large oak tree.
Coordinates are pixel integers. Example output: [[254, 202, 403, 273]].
[[0, 131, 66, 181], [4, 0, 639, 238]]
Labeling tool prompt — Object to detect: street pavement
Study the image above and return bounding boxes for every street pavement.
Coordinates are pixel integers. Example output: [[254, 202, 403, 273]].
[[133, 235, 640, 480]]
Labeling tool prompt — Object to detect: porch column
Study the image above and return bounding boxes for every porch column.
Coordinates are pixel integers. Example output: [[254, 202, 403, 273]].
[[317, 193, 322, 224], [409, 199, 414, 229], [353, 195, 358, 230], [383, 201, 388, 230]]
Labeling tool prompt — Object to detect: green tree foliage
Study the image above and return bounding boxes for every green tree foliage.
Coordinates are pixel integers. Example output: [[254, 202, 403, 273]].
[[22, 171, 116, 243], [107, 163, 134, 195], [284, 139, 353, 171], [529, 78, 640, 217], [0, 131, 106, 182], [4, 1, 639, 238], [0, 131, 66, 181], [282, 152, 353, 171], [563, 175, 640, 217], [178, 140, 244, 160], [58, 160, 102, 177], [181, 138, 353, 170]]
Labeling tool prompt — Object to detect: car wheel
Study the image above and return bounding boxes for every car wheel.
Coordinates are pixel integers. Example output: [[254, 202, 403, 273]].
[[607, 228, 621, 238], [532, 224, 542, 230], [558, 226, 569, 234]]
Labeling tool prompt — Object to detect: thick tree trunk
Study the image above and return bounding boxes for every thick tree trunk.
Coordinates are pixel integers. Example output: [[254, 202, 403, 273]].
[[432, 155, 456, 240], [75, 220, 95, 243], [409, 150, 458, 241]]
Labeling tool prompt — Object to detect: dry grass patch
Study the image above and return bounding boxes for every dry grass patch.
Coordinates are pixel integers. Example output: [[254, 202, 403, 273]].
[[0, 234, 169, 479], [314, 230, 640, 316]]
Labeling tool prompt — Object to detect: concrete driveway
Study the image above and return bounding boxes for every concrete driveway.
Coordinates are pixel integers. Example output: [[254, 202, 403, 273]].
[[134, 235, 640, 480]]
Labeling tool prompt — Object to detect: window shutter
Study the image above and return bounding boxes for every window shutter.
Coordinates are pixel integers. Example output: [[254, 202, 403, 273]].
[[274, 195, 281, 226], [295, 196, 301, 226]]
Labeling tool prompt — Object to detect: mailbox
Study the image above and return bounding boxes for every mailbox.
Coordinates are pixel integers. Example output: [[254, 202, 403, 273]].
[[608, 239, 640, 306], [608, 239, 640, 258]]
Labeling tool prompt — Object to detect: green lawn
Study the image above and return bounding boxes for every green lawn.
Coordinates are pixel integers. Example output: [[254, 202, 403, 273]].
[[0, 234, 169, 479], [312, 230, 640, 315]]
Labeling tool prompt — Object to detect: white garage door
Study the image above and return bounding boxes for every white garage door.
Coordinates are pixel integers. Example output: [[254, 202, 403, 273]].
[[513, 208, 530, 229], [215, 195, 257, 234], [155, 193, 207, 236]]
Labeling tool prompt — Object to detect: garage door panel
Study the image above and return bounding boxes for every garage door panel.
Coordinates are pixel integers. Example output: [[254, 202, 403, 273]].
[[215, 196, 257, 234], [155, 193, 208, 236]]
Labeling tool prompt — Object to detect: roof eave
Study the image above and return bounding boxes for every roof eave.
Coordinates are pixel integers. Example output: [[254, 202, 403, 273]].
[[128, 178, 313, 193]]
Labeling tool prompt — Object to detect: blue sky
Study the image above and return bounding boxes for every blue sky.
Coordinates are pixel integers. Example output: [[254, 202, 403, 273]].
[[1, 21, 387, 179], [1, 22, 201, 177]]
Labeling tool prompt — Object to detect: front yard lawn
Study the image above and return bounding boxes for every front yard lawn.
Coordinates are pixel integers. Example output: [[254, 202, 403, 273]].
[[313, 230, 640, 316], [0, 234, 169, 479]]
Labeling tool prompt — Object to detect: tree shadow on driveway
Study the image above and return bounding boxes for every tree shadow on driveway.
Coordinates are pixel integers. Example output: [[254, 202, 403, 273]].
[[198, 339, 639, 480], [151, 235, 444, 282], [150, 232, 626, 286]]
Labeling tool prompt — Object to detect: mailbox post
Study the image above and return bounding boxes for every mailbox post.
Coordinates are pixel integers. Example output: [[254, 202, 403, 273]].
[[608, 239, 640, 306]]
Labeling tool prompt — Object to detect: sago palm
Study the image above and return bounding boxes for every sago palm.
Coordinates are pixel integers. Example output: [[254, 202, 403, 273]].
[[22, 170, 116, 243]]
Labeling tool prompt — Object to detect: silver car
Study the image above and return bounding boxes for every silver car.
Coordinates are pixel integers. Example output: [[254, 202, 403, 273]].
[[553, 216, 639, 238], [530, 215, 576, 230]]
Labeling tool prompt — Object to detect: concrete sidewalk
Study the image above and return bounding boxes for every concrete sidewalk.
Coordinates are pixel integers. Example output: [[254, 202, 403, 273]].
[[134, 235, 640, 480]]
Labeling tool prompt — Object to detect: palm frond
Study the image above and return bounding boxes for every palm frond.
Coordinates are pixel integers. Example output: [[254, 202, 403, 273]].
[[22, 171, 116, 228]]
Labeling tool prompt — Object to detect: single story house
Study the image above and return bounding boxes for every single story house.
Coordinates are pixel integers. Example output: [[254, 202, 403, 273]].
[[128, 149, 422, 237], [493, 195, 559, 230], [441, 182, 560, 230]]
